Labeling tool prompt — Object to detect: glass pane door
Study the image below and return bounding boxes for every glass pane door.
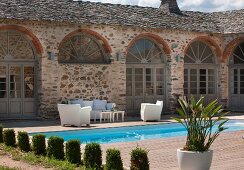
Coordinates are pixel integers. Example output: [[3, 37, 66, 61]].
[[156, 68, 164, 96], [126, 65, 165, 113], [145, 68, 154, 97], [134, 68, 144, 111], [9, 65, 22, 114], [231, 69, 244, 95], [0, 65, 7, 114], [229, 68, 244, 110], [24, 66, 35, 98], [9, 66, 22, 99], [0, 66, 7, 99], [0, 64, 36, 117], [184, 68, 216, 103]]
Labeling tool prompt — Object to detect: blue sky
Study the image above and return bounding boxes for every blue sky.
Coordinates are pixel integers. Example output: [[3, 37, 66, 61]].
[[82, 0, 244, 12]]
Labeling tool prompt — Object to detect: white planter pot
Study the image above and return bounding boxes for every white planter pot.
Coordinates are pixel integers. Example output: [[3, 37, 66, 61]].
[[177, 149, 213, 170]]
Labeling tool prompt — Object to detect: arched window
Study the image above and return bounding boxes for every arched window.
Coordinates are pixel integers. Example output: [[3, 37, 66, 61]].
[[184, 41, 215, 64], [184, 41, 217, 103], [58, 33, 109, 64], [232, 42, 244, 64], [0, 30, 35, 61], [127, 38, 165, 64]]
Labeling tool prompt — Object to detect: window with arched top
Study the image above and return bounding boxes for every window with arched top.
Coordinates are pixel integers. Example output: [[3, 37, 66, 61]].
[[232, 42, 244, 64], [184, 41, 217, 103], [0, 30, 36, 61], [126, 38, 165, 64], [126, 38, 166, 113], [58, 33, 109, 64], [184, 41, 215, 64]]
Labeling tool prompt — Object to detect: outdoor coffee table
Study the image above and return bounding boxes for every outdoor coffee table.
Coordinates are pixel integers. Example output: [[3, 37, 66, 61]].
[[100, 111, 112, 123], [112, 111, 125, 122]]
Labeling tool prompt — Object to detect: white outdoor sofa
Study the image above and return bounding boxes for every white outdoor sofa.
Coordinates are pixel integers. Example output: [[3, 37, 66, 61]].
[[58, 104, 92, 127], [68, 99, 116, 121], [140, 100, 163, 122]]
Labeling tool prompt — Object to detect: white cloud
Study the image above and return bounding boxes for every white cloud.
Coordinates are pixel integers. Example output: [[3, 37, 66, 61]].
[[82, 0, 244, 12]]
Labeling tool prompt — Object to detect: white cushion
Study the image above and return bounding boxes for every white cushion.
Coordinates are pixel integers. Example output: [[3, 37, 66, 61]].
[[70, 99, 85, 107], [93, 99, 107, 111], [106, 103, 116, 110], [83, 101, 93, 108], [156, 100, 163, 107]]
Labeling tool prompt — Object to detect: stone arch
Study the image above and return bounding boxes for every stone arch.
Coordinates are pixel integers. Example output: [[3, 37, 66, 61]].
[[0, 25, 43, 54], [223, 37, 244, 62], [184, 36, 222, 62], [58, 29, 112, 54], [126, 33, 171, 55]]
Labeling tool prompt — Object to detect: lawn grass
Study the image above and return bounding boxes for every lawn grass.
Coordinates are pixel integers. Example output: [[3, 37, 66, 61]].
[[0, 166, 18, 170], [0, 144, 85, 170]]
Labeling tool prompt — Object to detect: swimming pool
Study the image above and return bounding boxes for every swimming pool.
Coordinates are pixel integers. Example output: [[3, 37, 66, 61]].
[[30, 120, 244, 144]]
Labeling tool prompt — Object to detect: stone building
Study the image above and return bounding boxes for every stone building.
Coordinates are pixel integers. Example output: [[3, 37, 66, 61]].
[[0, 0, 243, 119]]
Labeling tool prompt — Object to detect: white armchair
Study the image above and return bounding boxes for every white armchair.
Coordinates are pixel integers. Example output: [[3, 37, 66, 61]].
[[140, 101, 163, 122], [58, 104, 92, 127]]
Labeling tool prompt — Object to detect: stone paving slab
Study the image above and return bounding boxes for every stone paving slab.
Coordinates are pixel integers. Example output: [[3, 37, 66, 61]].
[[101, 131, 244, 170]]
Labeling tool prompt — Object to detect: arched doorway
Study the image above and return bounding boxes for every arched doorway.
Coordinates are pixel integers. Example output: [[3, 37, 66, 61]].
[[229, 42, 244, 110], [184, 41, 218, 103], [126, 38, 166, 113], [0, 30, 37, 118]]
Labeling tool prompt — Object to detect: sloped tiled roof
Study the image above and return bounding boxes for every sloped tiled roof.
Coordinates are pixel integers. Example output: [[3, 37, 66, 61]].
[[0, 0, 243, 34]]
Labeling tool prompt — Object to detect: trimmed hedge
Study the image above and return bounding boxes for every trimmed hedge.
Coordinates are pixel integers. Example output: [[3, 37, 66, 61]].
[[84, 143, 102, 170], [105, 148, 123, 170], [32, 134, 46, 155], [17, 131, 31, 152], [0, 124, 3, 143], [66, 140, 81, 164], [47, 136, 64, 160], [130, 147, 149, 170], [3, 129, 16, 147]]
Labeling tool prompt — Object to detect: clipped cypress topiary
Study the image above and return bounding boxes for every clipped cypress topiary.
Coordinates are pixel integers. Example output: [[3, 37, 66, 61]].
[[83, 143, 102, 170], [32, 134, 46, 155], [66, 140, 81, 164], [17, 131, 31, 152], [3, 129, 16, 147], [47, 136, 64, 160], [0, 124, 3, 143], [105, 148, 123, 170], [130, 147, 149, 170]]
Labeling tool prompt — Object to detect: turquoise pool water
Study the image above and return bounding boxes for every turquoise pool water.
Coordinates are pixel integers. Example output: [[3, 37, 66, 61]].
[[30, 120, 244, 144]]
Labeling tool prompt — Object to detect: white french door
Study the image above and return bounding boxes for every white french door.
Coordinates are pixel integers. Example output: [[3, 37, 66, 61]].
[[229, 67, 244, 110], [0, 63, 36, 118], [126, 64, 165, 113], [184, 66, 217, 104]]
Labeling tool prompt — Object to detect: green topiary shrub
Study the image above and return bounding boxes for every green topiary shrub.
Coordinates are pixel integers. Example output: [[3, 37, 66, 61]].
[[83, 143, 102, 170], [0, 124, 3, 143], [47, 136, 64, 160], [32, 134, 46, 155], [17, 131, 31, 152], [105, 148, 123, 170], [130, 147, 149, 170], [66, 140, 81, 164], [3, 129, 16, 147]]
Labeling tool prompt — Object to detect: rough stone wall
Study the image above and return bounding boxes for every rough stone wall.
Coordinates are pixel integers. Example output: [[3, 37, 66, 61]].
[[58, 63, 125, 107], [0, 19, 242, 118]]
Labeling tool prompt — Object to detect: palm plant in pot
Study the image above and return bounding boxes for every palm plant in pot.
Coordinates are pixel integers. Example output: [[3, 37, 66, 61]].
[[172, 96, 229, 170]]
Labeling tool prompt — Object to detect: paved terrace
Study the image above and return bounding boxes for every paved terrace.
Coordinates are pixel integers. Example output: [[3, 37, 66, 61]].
[[1, 114, 244, 170]]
